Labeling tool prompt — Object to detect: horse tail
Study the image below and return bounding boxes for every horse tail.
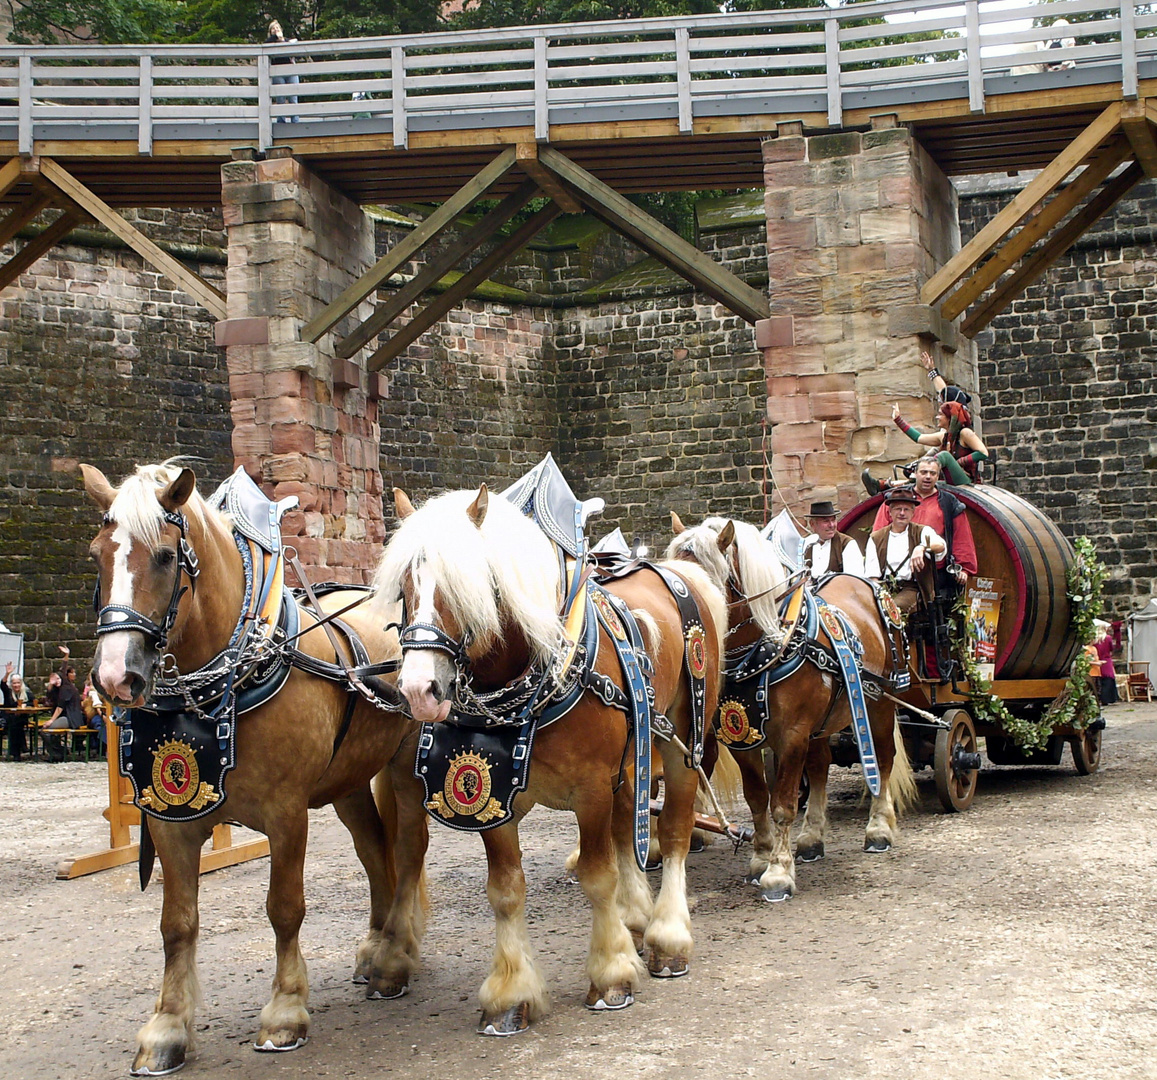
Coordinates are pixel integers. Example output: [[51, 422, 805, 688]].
[[709, 743, 742, 808], [888, 718, 918, 816]]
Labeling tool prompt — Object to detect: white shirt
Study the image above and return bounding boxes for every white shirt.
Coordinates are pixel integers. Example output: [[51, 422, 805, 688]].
[[803, 534, 866, 578], [864, 525, 943, 582]]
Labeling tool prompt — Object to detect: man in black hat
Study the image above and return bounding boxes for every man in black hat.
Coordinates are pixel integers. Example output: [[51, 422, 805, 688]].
[[801, 500, 864, 578], [864, 487, 945, 613]]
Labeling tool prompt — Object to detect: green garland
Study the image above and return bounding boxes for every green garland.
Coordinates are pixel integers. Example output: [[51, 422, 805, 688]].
[[954, 535, 1106, 751]]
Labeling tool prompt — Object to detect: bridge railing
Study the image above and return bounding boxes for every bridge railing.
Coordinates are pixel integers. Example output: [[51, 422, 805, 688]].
[[0, 0, 1151, 155]]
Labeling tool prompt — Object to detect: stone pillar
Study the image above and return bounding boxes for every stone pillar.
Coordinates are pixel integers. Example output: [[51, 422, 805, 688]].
[[218, 149, 386, 584], [758, 121, 976, 513]]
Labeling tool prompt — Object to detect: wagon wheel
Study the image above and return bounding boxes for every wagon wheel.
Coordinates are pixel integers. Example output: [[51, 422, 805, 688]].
[[1071, 727, 1103, 776], [934, 708, 981, 813]]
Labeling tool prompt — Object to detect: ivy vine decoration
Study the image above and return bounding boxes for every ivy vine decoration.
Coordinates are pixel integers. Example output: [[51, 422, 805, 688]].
[[954, 536, 1106, 751]]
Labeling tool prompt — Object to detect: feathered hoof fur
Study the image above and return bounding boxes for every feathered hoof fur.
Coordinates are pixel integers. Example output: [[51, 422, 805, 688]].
[[796, 842, 825, 863], [648, 953, 689, 978], [478, 1002, 531, 1037], [584, 983, 634, 1010]]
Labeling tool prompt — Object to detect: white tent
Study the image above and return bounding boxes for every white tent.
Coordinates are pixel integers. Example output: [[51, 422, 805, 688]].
[[1127, 598, 1157, 677], [0, 630, 23, 675]]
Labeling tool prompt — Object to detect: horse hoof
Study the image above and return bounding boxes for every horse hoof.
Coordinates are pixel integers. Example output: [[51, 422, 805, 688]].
[[864, 837, 892, 853], [584, 983, 634, 1011], [648, 953, 689, 978], [130, 1051, 186, 1077], [352, 973, 369, 985], [796, 842, 825, 863], [743, 870, 765, 886], [254, 1036, 308, 1053], [645, 857, 662, 872], [631, 928, 646, 955], [760, 886, 793, 903], [478, 1002, 531, 1037], [367, 982, 409, 1000], [688, 835, 706, 854]]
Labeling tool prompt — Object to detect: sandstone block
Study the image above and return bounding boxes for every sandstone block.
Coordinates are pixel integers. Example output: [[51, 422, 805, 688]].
[[766, 395, 813, 425], [771, 421, 825, 455], [755, 316, 794, 349], [860, 209, 915, 244], [262, 453, 311, 483], [762, 136, 807, 163], [809, 132, 862, 160], [271, 422, 317, 454]]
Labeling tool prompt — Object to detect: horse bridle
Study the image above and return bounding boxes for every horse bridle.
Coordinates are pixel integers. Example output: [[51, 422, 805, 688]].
[[93, 509, 201, 652]]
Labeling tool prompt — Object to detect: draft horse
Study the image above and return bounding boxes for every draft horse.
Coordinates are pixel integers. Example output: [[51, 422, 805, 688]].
[[374, 484, 725, 1034], [667, 516, 915, 903], [82, 462, 422, 1075]]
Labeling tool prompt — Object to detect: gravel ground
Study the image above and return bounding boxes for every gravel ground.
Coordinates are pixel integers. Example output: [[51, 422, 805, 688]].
[[0, 701, 1154, 1080]]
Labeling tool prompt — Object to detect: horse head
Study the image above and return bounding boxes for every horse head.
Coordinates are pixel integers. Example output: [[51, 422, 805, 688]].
[[666, 515, 784, 644], [374, 484, 564, 724], [83, 462, 235, 707]]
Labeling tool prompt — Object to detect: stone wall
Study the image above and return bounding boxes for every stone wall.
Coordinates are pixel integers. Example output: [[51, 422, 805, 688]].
[[959, 177, 1157, 618], [0, 210, 229, 685]]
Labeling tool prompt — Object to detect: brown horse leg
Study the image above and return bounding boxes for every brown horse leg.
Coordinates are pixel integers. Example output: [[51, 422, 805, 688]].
[[332, 785, 396, 986], [477, 821, 548, 1035], [131, 817, 213, 1077], [797, 738, 832, 863], [255, 809, 311, 1052], [864, 703, 900, 852], [645, 739, 697, 976], [610, 780, 654, 955], [369, 766, 429, 1000], [758, 734, 808, 903], [734, 748, 773, 885]]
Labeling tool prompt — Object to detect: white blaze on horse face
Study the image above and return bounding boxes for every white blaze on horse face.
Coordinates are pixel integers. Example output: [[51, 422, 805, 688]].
[[94, 524, 143, 703], [399, 565, 453, 723]]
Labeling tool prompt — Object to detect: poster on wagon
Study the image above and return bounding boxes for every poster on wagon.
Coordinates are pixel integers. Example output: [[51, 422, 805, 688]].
[[965, 578, 1001, 682]]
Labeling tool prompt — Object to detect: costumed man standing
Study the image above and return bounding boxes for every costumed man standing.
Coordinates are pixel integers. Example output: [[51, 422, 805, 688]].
[[864, 488, 946, 613], [801, 500, 865, 578]]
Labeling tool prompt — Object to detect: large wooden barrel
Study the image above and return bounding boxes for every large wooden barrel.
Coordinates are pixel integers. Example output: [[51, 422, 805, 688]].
[[839, 485, 1078, 680]]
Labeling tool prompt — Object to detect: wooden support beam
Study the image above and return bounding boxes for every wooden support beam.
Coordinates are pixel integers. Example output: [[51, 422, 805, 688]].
[[336, 178, 539, 359], [1121, 99, 1157, 178], [536, 146, 770, 324], [0, 208, 84, 292], [940, 138, 1133, 321], [0, 188, 53, 248], [922, 102, 1122, 306], [301, 146, 519, 343], [961, 162, 1143, 338], [0, 156, 24, 203], [367, 202, 561, 372], [37, 157, 227, 319], [515, 142, 582, 213]]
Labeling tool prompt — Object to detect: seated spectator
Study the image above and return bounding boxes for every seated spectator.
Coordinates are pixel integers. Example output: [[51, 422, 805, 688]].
[[82, 677, 105, 756], [864, 487, 946, 614], [44, 646, 83, 762], [801, 500, 865, 578], [2, 661, 30, 761]]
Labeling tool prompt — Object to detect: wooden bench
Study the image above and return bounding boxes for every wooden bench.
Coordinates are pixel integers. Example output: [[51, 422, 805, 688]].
[[36, 724, 104, 762]]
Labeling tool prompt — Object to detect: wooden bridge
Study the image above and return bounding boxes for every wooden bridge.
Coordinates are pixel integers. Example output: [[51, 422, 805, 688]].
[[0, 0, 1152, 204], [1, 0, 1156, 344]]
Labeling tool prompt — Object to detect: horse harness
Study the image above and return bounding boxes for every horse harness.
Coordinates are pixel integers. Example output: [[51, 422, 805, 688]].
[[105, 468, 400, 826], [404, 458, 709, 872], [715, 574, 909, 797]]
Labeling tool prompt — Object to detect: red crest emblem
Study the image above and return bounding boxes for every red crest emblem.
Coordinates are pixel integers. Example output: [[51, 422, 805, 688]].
[[716, 700, 758, 746], [685, 624, 707, 679]]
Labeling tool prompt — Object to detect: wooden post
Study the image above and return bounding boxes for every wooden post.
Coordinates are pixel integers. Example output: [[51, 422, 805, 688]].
[[55, 710, 270, 880]]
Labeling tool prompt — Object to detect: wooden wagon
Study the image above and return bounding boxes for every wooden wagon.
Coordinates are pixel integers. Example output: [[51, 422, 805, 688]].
[[838, 484, 1103, 812]]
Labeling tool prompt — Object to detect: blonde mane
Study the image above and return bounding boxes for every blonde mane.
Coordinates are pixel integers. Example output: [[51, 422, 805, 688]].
[[665, 516, 785, 638], [107, 461, 214, 550], [373, 490, 565, 665]]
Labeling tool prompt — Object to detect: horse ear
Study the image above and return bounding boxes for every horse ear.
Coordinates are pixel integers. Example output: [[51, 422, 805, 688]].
[[716, 520, 736, 553], [79, 464, 116, 512], [467, 484, 488, 528], [393, 488, 416, 520], [670, 511, 686, 535], [159, 468, 196, 512]]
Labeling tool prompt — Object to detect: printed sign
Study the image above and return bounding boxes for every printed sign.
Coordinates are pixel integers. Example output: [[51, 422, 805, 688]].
[[965, 577, 1002, 682]]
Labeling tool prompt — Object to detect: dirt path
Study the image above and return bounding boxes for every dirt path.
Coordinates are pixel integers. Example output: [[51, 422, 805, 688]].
[[1, 702, 1155, 1080]]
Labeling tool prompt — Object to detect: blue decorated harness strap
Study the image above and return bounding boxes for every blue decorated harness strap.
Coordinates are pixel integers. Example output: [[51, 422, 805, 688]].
[[813, 595, 880, 796], [590, 583, 653, 873]]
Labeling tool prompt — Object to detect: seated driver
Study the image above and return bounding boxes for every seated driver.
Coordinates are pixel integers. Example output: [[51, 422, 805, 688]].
[[863, 487, 946, 613]]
